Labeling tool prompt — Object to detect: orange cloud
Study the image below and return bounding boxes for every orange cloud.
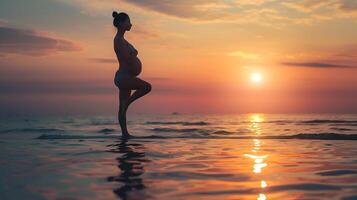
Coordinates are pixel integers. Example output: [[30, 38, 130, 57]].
[[282, 0, 332, 12], [281, 61, 353, 68], [120, 0, 234, 21], [59, 0, 357, 27], [228, 51, 261, 59]]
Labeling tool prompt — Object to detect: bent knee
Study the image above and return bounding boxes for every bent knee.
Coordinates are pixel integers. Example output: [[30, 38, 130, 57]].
[[144, 82, 152, 93], [140, 82, 151, 93]]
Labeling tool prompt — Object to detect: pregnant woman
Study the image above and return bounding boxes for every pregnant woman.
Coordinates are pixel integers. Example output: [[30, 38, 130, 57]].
[[112, 11, 152, 137]]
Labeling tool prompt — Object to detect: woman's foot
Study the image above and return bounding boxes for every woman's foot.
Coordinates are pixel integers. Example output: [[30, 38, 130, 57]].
[[121, 131, 131, 138]]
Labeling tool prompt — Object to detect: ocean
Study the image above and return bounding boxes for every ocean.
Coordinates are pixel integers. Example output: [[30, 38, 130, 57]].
[[1, 114, 357, 200]]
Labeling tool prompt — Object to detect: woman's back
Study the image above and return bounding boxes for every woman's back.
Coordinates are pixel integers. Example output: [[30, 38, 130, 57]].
[[114, 35, 129, 69]]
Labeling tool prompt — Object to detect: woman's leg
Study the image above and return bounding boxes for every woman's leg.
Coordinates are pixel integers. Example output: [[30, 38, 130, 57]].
[[119, 76, 152, 113], [119, 89, 131, 137]]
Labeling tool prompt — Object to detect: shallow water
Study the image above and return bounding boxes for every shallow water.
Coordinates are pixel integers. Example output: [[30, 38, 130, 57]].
[[1, 114, 357, 200]]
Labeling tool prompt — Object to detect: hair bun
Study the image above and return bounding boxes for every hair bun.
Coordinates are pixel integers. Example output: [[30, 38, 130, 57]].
[[112, 11, 118, 18]]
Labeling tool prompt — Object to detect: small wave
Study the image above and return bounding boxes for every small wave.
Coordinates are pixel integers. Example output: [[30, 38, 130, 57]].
[[342, 195, 357, 200], [97, 128, 115, 133], [239, 119, 357, 125], [330, 127, 352, 131], [188, 183, 341, 196], [284, 133, 357, 140], [300, 120, 357, 124], [36, 134, 117, 140], [268, 183, 342, 191], [36, 133, 357, 140], [90, 122, 117, 126], [61, 120, 74, 124], [151, 128, 201, 132], [316, 170, 357, 176], [211, 130, 233, 135], [146, 171, 249, 181], [236, 128, 252, 134], [72, 150, 107, 156], [146, 121, 209, 126], [36, 134, 169, 140], [330, 123, 357, 127], [88, 119, 117, 126], [1, 128, 65, 134]]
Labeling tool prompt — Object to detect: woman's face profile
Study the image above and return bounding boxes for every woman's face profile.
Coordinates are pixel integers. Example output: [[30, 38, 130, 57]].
[[123, 17, 132, 31]]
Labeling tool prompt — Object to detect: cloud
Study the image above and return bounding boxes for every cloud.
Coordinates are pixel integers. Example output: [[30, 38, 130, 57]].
[[281, 61, 353, 68], [121, 0, 236, 21], [228, 51, 260, 59], [131, 25, 161, 39], [340, 0, 357, 11], [59, 0, 241, 22], [281, 0, 357, 20], [57, 0, 357, 26], [282, 0, 332, 12], [0, 80, 112, 95], [119, 0, 357, 24], [0, 26, 81, 56]]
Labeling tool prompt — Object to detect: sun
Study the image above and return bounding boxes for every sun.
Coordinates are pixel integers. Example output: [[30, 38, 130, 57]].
[[250, 73, 262, 83]]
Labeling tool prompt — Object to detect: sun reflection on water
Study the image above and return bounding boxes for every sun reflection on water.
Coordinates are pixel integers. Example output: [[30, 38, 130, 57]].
[[249, 114, 264, 135], [245, 114, 269, 200], [261, 180, 267, 188], [258, 193, 267, 200]]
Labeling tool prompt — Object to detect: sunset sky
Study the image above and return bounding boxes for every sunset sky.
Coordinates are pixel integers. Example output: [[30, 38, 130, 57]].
[[1, 0, 357, 116]]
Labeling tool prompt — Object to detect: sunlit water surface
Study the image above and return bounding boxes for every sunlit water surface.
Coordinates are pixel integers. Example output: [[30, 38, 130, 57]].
[[1, 114, 357, 200]]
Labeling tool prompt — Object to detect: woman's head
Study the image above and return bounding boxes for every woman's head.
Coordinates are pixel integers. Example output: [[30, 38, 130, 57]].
[[112, 11, 131, 31]]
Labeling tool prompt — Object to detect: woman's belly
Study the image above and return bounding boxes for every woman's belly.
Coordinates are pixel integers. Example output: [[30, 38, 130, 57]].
[[128, 57, 142, 76]]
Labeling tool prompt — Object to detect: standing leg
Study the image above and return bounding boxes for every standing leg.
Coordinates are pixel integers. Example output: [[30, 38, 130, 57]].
[[117, 76, 152, 137], [119, 89, 131, 137]]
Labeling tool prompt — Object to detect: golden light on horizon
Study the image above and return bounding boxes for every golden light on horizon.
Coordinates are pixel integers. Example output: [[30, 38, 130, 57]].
[[250, 114, 264, 123], [251, 73, 263, 83], [250, 114, 264, 135]]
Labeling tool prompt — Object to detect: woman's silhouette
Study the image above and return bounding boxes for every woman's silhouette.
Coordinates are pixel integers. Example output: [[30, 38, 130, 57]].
[[112, 11, 152, 137]]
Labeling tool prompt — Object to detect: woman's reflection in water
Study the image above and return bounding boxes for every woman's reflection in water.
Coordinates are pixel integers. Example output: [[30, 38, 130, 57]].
[[106, 138, 150, 200]]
